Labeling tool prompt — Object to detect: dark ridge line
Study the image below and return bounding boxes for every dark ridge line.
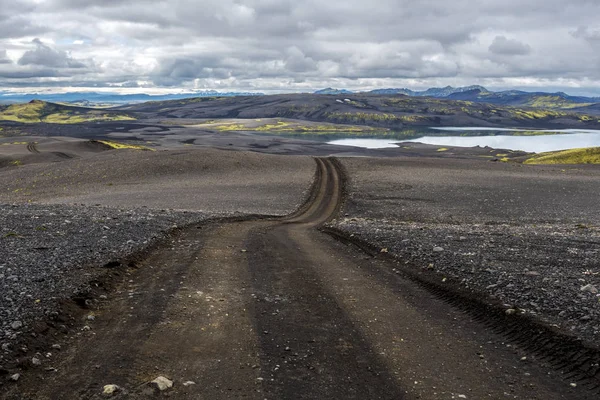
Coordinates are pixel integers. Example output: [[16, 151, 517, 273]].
[[321, 226, 600, 394]]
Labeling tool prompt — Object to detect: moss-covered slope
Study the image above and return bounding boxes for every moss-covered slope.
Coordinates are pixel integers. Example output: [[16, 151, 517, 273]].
[[0, 100, 135, 124]]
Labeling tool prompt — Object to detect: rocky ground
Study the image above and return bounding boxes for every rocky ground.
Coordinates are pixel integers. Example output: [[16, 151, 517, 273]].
[[331, 156, 600, 345], [0, 203, 209, 366]]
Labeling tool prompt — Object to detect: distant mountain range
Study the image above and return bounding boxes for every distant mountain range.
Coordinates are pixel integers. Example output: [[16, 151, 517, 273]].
[[0, 90, 263, 105], [314, 88, 354, 95], [315, 86, 600, 110], [2, 86, 600, 111]]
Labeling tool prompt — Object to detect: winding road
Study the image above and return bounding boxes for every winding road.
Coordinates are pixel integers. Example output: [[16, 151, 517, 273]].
[[6, 158, 594, 399]]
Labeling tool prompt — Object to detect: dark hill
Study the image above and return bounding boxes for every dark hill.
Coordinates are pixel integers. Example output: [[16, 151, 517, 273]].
[[120, 93, 600, 130]]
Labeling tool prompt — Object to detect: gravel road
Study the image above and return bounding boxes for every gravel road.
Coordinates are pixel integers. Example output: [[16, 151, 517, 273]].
[[0, 148, 316, 374], [331, 156, 600, 345]]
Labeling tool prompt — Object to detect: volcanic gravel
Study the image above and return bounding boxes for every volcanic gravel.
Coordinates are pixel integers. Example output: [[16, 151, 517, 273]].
[[0, 203, 209, 360], [332, 156, 600, 345]]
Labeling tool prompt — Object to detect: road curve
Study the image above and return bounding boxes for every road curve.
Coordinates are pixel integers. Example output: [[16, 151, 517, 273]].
[[4, 157, 593, 400]]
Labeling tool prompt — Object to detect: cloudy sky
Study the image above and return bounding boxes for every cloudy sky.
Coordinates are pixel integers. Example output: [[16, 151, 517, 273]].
[[2, 0, 600, 94]]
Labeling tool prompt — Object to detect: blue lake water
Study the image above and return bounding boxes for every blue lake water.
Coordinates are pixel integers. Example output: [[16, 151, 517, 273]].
[[327, 128, 600, 152]]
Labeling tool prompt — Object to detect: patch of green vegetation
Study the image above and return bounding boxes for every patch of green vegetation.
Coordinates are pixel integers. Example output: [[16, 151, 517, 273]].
[[210, 119, 384, 134], [0, 100, 136, 124], [325, 112, 407, 123], [10, 160, 22, 166], [526, 95, 593, 110], [437, 148, 449, 152], [511, 109, 567, 120], [3, 232, 19, 238], [97, 140, 155, 151], [524, 147, 600, 165]]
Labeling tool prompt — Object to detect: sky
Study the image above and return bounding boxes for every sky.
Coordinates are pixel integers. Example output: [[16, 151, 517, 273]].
[[1, 0, 600, 95]]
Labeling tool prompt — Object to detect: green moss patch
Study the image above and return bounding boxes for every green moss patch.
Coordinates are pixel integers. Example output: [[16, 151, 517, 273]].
[[524, 147, 600, 165]]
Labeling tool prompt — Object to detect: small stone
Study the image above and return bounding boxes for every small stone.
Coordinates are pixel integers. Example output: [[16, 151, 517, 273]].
[[151, 376, 173, 391], [10, 373, 20, 381], [524, 271, 540, 276], [240, 249, 247, 253], [82, 325, 91, 331], [103, 384, 121, 395], [459, 236, 467, 241], [183, 381, 196, 386], [458, 395, 467, 399], [505, 308, 517, 315], [433, 247, 444, 252], [31, 357, 42, 366], [10, 321, 23, 330], [580, 284, 598, 294], [51, 344, 61, 350], [87, 315, 96, 321], [380, 248, 388, 253], [570, 382, 577, 388]]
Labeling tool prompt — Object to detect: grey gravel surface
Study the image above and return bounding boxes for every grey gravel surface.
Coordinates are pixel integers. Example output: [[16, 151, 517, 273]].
[[332, 156, 600, 345], [0, 203, 209, 358]]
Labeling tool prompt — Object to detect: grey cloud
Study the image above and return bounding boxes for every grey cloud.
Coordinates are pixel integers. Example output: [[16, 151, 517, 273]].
[[0, 50, 11, 64], [18, 38, 87, 68], [489, 36, 531, 55], [572, 26, 600, 42], [1, 0, 600, 90]]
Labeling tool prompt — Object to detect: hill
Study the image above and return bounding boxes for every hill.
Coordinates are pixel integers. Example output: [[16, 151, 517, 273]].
[[120, 93, 600, 130], [369, 86, 600, 110], [0, 100, 135, 124]]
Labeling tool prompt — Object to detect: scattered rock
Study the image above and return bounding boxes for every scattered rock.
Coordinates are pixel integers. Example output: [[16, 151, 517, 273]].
[[103, 384, 121, 395], [10, 373, 20, 381], [183, 381, 196, 386], [580, 284, 598, 294], [433, 247, 444, 252], [31, 357, 42, 366], [505, 308, 517, 315], [10, 321, 23, 330], [51, 344, 61, 350], [150, 376, 173, 391]]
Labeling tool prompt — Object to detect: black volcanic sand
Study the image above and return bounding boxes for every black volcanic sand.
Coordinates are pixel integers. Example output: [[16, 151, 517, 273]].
[[330, 156, 600, 345], [0, 127, 530, 159], [0, 146, 315, 215]]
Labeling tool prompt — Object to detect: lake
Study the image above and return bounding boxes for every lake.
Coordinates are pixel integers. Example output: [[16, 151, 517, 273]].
[[327, 128, 600, 152]]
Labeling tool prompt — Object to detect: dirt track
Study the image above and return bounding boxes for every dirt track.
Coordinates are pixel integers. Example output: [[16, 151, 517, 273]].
[[3, 158, 595, 399]]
